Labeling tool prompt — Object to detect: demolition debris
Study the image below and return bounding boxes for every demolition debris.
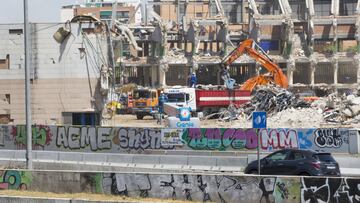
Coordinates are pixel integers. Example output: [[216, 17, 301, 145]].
[[241, 86, 310, 117], [201, 85, 360, 128]]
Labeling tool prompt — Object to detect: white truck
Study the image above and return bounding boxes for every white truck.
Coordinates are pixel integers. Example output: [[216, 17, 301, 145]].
[[163, 86, 251, 117]]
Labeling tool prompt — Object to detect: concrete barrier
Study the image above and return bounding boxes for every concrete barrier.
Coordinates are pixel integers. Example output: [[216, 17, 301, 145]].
[[0, 169, 359, 203], [1, 150, 360, 176]]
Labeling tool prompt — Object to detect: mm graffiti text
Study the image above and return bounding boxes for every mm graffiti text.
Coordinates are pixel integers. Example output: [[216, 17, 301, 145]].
[[260, 129, 298, 150]]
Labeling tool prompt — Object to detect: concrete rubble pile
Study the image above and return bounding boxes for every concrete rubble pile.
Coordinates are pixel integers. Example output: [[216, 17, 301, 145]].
[[202, 87, 360, 128], [315, 92, 360, 124], [267, 108, 324, 128], [168, 47, 185, 57], [241, 85, 310, 117], [209, 85, 311, 123]]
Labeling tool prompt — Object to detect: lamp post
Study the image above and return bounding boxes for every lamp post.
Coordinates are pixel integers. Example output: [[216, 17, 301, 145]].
[[24, 0, 32, 169]]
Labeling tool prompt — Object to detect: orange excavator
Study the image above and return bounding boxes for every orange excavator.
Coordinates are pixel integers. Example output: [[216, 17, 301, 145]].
[[221, 39, 288, 92]]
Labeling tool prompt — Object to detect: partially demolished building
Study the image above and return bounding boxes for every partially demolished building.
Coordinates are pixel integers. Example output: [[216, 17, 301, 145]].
[[118, 0, 360, 91]]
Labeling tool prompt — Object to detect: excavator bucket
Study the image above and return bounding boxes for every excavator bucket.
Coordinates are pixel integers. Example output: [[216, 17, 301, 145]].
[[240, 76, 272, 92]]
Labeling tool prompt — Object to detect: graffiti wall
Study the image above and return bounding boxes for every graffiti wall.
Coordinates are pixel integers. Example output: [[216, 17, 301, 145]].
[[301, 177, 360, 203], [0, 125, 354, 153], [0, 170, 32, 190], [1, 170, 359, 203], [101, 173, 300, 203]]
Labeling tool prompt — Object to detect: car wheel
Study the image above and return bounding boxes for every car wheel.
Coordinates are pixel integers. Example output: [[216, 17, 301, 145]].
[[249, 170, 258, 175], [299, 172, 310, 176]]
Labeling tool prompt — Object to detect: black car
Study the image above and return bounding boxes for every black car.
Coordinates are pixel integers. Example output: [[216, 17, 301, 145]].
[[244, 149, 341, 176]]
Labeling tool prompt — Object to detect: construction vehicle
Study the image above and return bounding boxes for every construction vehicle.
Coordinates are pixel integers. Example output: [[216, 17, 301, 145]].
[[221, 39, 288, 91], [163, 86, 250, 117], [131, 88, 159, 119]]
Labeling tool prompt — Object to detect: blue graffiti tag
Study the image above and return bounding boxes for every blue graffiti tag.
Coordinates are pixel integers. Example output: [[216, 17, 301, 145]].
[[297, 129, 313, 149]]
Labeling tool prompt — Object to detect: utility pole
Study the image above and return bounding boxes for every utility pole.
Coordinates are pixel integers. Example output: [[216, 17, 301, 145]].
[[24, 0, 32, 169]]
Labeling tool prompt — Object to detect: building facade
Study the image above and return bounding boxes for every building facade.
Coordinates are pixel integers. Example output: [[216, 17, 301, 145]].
[[0, 22, 109, 125]]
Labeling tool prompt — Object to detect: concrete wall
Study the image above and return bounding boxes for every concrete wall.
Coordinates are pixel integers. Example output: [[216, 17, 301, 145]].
[[0, 169, 359, 203], [0, 23, 106, 124], [0, 125, 358, 154]]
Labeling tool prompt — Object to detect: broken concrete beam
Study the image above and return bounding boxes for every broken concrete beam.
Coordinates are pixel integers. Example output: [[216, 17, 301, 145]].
[[342, 104, 360, 118]]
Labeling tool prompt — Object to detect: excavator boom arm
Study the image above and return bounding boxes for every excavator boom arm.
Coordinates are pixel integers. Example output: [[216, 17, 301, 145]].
[[245, 47, 288, 89], [221, 39, 288, 91]]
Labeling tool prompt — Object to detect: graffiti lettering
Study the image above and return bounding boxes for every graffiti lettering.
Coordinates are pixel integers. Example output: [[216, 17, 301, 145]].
[[56, 126, 112, 151], [11, 125, 52, 150], [112, 128, 173, 150], [0, 170, 32, 190], [260, 129, 298, 150], [0, 125, 353, 153], [301, 177, 360, 203], [182, 128, 257, 150], [314, 129, 344, 148], [111, 174, 151, 197]]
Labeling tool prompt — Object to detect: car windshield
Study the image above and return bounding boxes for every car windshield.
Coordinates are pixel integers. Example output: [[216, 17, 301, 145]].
[[313, 153, 336, 162], [267, 151, 288, 161]]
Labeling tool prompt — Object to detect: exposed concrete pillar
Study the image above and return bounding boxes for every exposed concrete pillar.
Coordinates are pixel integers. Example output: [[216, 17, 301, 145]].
[[176, 0, 180, 23], [159, 59, 168, 87], [310, 59, 316, 85], [355, 54, 360, 84], [159, 68, 166, 87], [248, 0, 259, 15], [287, 58, 295, 86], [144, 67, 150, 86], [255, 22, 261, 43], [331, 0, 340, 16], [191, 42, 196, 55], [283, 18, 294, 57], [217, 22, 228, 55], [354, 16, 360, 53], [306, 0, 315, 54], [306, 0, 315, 16], [333, 18, 338, 53], [308, 22, 315, 54], [151, 65, 158, 87], [333, 58, 338, 85], [151, 42, 156, 57], [255, 62, 261, 76], [141, 0, 147, 24], [355, 2, 360, 84]]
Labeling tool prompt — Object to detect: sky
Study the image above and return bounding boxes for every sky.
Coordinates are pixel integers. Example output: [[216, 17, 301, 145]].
[[0, 0, 84, 23]]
